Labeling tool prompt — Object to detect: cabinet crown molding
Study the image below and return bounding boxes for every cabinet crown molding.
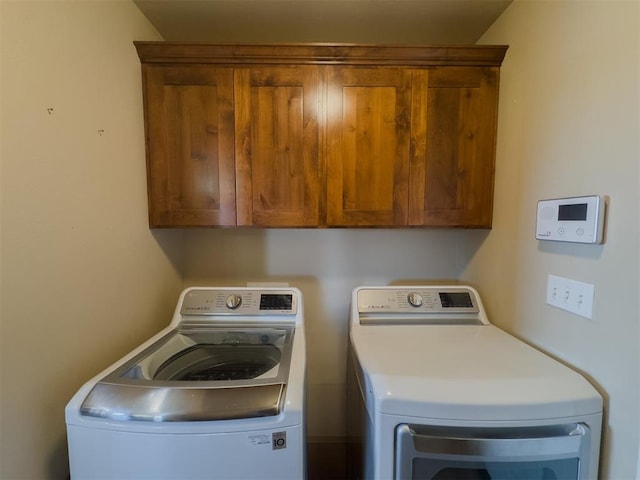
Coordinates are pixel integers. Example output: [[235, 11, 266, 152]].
[[134, 42, 508, 67]]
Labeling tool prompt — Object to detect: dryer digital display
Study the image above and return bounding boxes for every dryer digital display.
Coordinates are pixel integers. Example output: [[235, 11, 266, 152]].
[[439, 292, 473, 308]]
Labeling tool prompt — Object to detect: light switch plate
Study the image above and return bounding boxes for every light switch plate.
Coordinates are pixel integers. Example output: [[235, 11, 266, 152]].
[[546, 274, 594, 319]]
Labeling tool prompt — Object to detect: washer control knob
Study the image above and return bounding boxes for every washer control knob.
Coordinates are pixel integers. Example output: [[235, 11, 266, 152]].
[[225, 294, 242, 310], [407, 292, 423, 307]]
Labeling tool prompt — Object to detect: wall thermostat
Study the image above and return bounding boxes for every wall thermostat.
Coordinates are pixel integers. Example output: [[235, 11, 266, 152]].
[[536, 195, 606, 244]]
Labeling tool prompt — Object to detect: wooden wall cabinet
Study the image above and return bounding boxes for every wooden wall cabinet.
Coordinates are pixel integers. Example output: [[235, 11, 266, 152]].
[[409, 67, 501, 227], [142, 65, 236, 227], [326, 67, 412, 226], [135, 43, 507, 228], [235, 66, 322, 227]]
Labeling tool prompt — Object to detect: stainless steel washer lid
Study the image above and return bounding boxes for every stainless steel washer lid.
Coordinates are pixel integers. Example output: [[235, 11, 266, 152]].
[[80, 325, 294, 422], [80, 382, 285, 422]]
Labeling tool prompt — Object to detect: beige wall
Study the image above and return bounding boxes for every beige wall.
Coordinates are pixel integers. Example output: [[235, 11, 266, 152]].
[[0, 2, 184, 478], [466, 1, 640, 478]]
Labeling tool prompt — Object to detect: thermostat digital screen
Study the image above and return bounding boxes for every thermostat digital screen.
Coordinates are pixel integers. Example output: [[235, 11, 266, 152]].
[[558, 203, 588, 221]]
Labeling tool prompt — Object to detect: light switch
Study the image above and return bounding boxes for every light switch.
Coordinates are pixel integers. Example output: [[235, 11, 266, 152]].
[[546, 274, 594, 319]]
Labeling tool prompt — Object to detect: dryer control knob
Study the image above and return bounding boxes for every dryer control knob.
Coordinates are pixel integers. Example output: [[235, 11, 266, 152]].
[[225, 294, 242, 310], [407, 292, 423, 307]]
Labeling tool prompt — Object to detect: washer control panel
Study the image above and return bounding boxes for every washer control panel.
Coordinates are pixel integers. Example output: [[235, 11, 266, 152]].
[[181, 289, 297, 315], [357, 288, 479, 315]]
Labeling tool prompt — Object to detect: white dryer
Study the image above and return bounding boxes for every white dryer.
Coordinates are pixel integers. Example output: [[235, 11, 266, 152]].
[[347, 285, 602, 480], [66, 287, 306, 479]]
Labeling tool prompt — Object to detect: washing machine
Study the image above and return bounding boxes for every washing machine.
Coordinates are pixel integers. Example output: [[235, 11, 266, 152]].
[[66, 286, 306, 479], [347, 285, 602, 480]]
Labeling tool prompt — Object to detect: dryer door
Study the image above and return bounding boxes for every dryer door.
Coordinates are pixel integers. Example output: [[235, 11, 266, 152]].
[[395, 423, 592, 480]]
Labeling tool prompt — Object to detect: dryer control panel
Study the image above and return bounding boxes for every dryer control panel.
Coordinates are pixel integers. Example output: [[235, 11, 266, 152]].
[[358, 288, 478, 314], [356, 287, 485, 325]]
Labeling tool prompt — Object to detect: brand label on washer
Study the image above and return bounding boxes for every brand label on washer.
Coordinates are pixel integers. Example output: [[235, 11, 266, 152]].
[[248, 433, 270, 446], [272, 431, 287, 450]]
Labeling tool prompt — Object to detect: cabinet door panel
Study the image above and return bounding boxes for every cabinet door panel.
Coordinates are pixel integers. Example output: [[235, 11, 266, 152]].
[[327, 68, 411, 226], [144, 66, 236, 226], [235, 67, 321, 226], [409, 67, 499, 227]]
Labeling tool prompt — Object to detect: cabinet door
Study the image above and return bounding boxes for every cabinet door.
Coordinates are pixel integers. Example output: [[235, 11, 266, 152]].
[[326, 67, 412, 226], [235, 66, 321, 226], [143, 65, 236, 227], [409, 67, 500, 227]]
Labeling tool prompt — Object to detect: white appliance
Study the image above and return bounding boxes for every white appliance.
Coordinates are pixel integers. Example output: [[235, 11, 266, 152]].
[[66, 287, 306, 480], [348, 285, 602, 480]]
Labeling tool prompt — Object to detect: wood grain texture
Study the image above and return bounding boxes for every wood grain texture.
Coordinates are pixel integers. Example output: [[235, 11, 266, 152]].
[[235, 66, 321, 226], [137, 43, 505, 228], [135, 42, 507, 67], [408, 67, 500, 227], [143, 65, 236, 227], [326, 67, 411, 226]]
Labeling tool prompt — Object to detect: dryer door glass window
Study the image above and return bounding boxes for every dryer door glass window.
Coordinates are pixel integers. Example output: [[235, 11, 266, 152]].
[[413, 458, 578, 479], [395, 424, 591, 480]]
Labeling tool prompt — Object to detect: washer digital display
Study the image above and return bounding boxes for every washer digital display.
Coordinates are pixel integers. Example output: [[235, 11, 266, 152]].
[[260, 294, 293, 311]]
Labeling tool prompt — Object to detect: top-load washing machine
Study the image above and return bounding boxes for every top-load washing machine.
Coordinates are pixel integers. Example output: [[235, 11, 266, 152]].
[[348, 285, 602, 480], [66, 286, 306, 480]]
